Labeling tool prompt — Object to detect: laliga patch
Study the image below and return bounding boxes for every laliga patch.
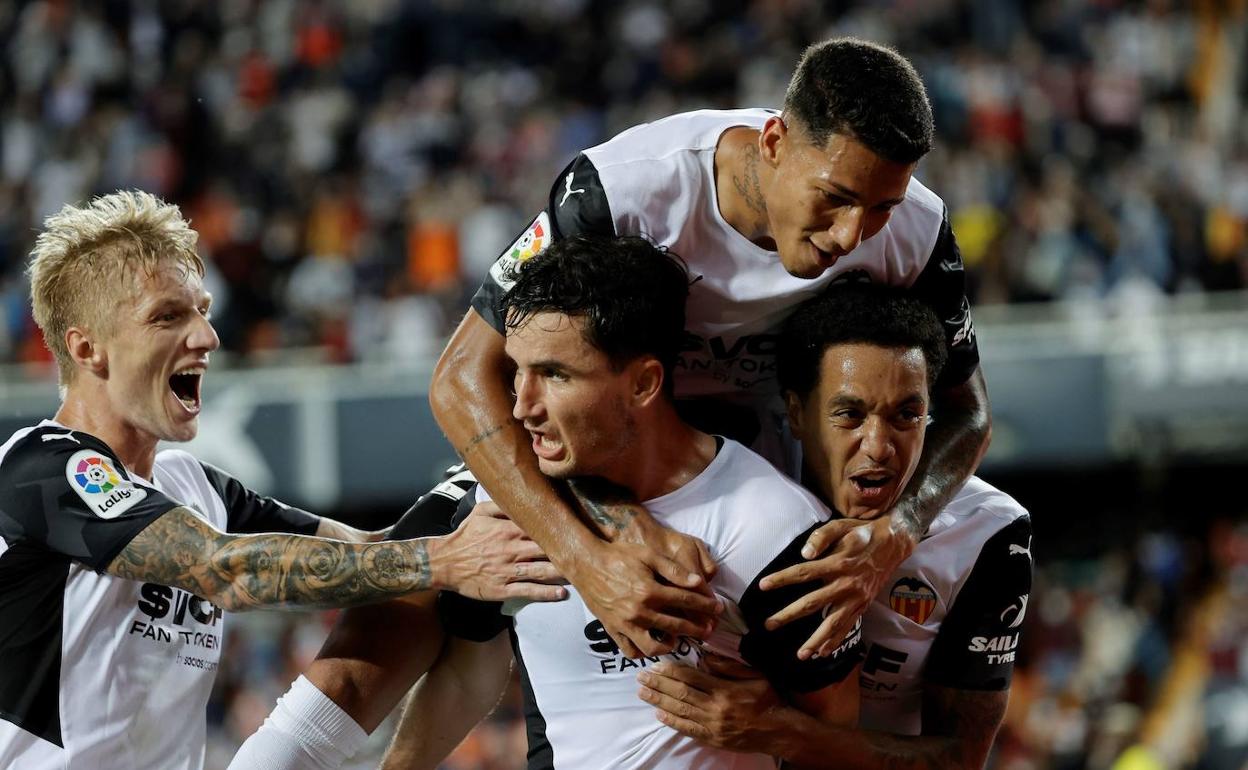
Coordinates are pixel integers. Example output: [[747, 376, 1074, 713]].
[[490, 211, 551, 290], [65, 449, 147, 519], [889, 577, 937, 625]]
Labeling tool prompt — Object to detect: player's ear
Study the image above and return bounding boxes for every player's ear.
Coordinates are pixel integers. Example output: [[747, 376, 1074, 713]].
[[759, 115, 788, 169], [632, 357, 665, 408], [65, 326, 108, 378], [784, 390, 806, 439]]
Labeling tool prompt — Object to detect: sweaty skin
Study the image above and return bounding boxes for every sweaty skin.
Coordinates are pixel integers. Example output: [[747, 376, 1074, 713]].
[[431, 311, 720, 660]]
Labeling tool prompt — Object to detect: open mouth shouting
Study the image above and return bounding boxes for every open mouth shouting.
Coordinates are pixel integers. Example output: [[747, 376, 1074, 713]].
[[849, 469, 896, 505], [169, 366, 205, 414], [527, 428, 566, 462]]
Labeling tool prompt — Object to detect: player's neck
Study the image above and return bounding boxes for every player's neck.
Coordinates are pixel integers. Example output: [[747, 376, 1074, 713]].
[[714, 127, 775, 249], [54, 389, 159, 480], [617, 407, 717, 502]]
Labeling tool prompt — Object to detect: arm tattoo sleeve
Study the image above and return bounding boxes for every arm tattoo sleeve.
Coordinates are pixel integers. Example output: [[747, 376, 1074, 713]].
[[106, 506, 432, 612]]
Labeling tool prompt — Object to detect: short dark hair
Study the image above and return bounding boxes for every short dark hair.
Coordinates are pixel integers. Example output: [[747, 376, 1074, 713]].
[[499, 235, 690, 390], [783, 37, 933, 165], [778, 283, 947, 400]]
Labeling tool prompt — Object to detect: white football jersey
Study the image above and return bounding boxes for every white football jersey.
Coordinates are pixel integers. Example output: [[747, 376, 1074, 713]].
[[472, 439, 861, 770], [859, 477, 1032, 735], [0, 421, 317, 769], [474, 109, 977, 470]]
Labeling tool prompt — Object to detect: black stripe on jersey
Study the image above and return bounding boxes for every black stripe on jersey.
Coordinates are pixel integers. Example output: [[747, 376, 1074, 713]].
[[386, 466, 477, 541], [470, 153, 614, 333], [0, 543, 68, 747], [198, 462, 318, 535], [737, 520, 864, 694], [925, 516, 1033, 691], [908, 209, 980, 387], [546, 154, 613, 241], [439, 485, 510, 642], [511, 624, 555, 770], [383, 464, 507, 641]]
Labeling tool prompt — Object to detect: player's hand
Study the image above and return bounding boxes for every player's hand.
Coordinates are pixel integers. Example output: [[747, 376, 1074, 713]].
[[637, 656, 788, 753], [614, 514, 719, 584], [435, 502, 568, 602], [760, 513, 917, 659], [572, 537, 722, 659]]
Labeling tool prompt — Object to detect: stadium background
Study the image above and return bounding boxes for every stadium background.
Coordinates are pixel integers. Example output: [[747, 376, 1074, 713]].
[[0, 1, 1246, 768]]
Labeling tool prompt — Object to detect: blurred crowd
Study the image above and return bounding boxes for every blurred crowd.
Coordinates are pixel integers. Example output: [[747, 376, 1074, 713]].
[[1, 0, 1247, 370], [1, 3, 1246, 768], [203, 514, 1248, 770]]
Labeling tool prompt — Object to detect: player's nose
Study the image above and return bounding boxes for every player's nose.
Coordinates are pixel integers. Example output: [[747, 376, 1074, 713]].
[[511, 374, 542, 421], [188, 313, 220, 353], [828, 207, 866, 254], [860, 415, 896, 462]]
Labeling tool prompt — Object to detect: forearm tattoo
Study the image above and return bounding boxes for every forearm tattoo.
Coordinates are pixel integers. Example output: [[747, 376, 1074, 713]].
[[461, 423, 505, 455], [108, 507, 432, 611]]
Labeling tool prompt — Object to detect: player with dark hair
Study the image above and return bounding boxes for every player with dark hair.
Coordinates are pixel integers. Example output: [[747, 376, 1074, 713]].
[[640, 285, 1032, 770], [432, 35, 992, 665]]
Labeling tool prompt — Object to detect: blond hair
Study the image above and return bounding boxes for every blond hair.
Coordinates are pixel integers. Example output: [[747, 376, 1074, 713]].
[[27, 190, 204, 384]]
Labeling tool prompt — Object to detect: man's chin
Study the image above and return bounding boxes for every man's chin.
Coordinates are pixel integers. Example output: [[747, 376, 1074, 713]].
[[160, 417, 199, 444], [537, 458, 573, 479]]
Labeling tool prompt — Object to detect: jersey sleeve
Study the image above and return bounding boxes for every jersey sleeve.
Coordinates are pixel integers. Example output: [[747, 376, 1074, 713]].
[[469, 153, 615, 332], [736, 521, 864, 694], [436, 483, 511, 642], [924, 516, 1033, 691], [385, 463, 477, 541], [380, 464, 509, 642], [199, 462, 319, 536], [908, 210, 980, 387], [0, 429, 181, 572]]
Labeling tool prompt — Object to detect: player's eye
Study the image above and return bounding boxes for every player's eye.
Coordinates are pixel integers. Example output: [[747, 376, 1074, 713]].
[[832, 409, 864, 426], [894, 409, 926, 428], [821, 191, 851, 206]]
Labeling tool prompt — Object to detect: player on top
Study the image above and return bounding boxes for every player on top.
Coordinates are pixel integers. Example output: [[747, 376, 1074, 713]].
[[432, 37, 991, 660]]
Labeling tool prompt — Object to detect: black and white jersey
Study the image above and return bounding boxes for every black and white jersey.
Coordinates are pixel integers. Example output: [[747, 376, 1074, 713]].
[[469, 439, 861, 770], [858, 477, 1032, 735], [472, 109, 977, 467], [0, 421, 318, 770]]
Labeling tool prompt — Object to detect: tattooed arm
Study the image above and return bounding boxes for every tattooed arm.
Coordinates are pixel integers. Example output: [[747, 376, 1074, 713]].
[[315, 517, 392, 543], [106, 505, 564, 612]]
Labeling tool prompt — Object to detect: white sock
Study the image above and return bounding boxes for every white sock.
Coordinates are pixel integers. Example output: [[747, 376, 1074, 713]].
[[227, 675, 369, 770]]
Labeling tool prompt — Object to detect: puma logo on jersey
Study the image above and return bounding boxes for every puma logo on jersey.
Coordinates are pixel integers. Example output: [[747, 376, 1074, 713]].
[[1008, 536, 1032, 561], [42, 432, 80, 443], [560, 171, 586, 206]]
